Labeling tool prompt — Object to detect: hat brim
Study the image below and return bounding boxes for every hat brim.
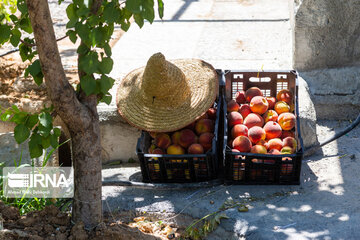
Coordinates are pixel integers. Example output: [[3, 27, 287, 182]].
[[116, 58, 218, 132]]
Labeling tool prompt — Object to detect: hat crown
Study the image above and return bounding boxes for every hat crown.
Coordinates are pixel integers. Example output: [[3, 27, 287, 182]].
[[142, 53, 187, 102]]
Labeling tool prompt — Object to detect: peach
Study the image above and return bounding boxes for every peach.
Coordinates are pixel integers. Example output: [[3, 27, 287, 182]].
[[148, 144, 156, 153], [278, 112, 296, 131], [239, 104, 251, 119], [250, 145, 267, 154], [199, 132, 214, 151], [198, 112, 208, 120], [232, 135, 252, 152], [195, 119, 214, 135], [245, 87, 263, 102], [268, 149, 281, 155], [289, 103, 295, 113], [256, 139, 268, 148], [231, 124, 248, 139], [281, 130, 295, 139], [267, 138, 283, 151], [263, 121, 282, 140], [227, 99, 240, 112], [207, 107, 217, 120], [178, 129, 197, 148], [171, 131, 181, 145], [227, 111, 244, 128], [250, 96, 269, 115], [248, 126, 266, 144], [155, 133, 171, 149], [244, 113, 264, 129], [153, 148, 165, 154], [235, 90, 246, 104], [277, 89, 293, 105], [188, 143, 204, 154], [266, 97, 276, 110], [274, 101, 290, 114], [281, 146, 294, 154], [283, 137, 297, 152], [149, 132, 158, 139], [167, 144, 185, 155], [262, 110, 278, 123]]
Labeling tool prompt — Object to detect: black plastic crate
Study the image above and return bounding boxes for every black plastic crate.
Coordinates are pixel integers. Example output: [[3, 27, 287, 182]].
[[136, 97, 222, 183], [223, 70, 304, 185]]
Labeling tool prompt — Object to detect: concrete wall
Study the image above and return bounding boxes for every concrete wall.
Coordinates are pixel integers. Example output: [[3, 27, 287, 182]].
[[293, 0, 360, 71]]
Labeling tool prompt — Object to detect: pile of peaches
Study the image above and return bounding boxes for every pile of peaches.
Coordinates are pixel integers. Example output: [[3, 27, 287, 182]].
[[227, 87, 297, 155], [147, 107, 217, 155]]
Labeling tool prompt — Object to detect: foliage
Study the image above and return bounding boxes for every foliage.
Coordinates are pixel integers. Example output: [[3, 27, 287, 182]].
[[0, 0, 164, 158]]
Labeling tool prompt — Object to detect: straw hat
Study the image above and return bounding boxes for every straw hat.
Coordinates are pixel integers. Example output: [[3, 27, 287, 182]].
[[116, 52, 218, 132]]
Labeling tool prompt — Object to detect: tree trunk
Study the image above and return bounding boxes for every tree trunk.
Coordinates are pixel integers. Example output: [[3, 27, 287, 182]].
[[26, 0, 102, 229]]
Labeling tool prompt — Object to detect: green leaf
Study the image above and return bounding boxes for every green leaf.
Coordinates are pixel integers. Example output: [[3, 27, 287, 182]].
[[11, 105, 20, 113], [101, 95, 112, 105], [0, 24, 11, 45], [98, 57, 113, 74], [29, 133, 43, 158], [81, 75, 96, 96], [125, 0, 142, 13], [157, 0, 164, 19], [141, 0, 155, 23], [53, 128, 61, 137], [38, 124, 51, 137], [17, 0, 28, 14], [66, 30, 77, 43], [9, 15, 18, 23], [92, 27, 105, 46], [14, 124, 30, 144], [39, 112, 52, 129], [25, 60, 43, 85], [0, 111, 12, 121], [103, 2, 119, 24], [78, 51, 99, 75], [75, 22, 91, 46], [25, 114, 39, 129], [50, 134, 58, 149], [134, 13, 144, 28], [66, 3, 77, 22], [10, 28, 21, 47], [41, 136, 51, 149], [77, 44, 89, 55], [11, 112, 28, 124], [104, 43, 112, 57], [99, 75, 115, 93], [19, 18, 32, 33], [214, 212, 229, 224], [76, 5, 89, 17]]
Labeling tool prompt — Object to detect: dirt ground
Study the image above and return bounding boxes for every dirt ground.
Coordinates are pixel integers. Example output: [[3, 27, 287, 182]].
[[0, 201, 184, 240]]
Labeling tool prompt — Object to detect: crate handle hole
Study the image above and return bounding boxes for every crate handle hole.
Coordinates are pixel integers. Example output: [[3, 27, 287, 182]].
[[249, 77, 271, 82]]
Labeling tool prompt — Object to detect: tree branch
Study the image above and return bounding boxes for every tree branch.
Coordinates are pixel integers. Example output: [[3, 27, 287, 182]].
[[26, 0, 91, 132]]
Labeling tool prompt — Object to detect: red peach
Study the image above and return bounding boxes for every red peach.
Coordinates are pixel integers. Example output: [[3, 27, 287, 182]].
[[185, 121, 196, 130], [179, 129, 197, 148], [283, 137, 297, 152], [245, 87, 263, 102], [171, 131, 181, 145], [149, 132, 158, 139], [250, 96, 269, 115], [278, 112, 296, 131], [266, 97, 276, 110], [199, 132, 214, 151], [256, 139, 268, 149], [167, 145, 185, 154], [263, 121, 282, 140], [244, 113, 264, 129], [277, 89, 293, 105], [262, 110, 278, 123], [248, 126, 266, 144], [239, 104, 251, 119], [268, 149, 281, 155], [250, 145, 267, 154], [274, 101, 290, 114], [231, 124, 248, 139], [235, 90, 246, 104], [188, 143, 204, 154], [227, 111, 244, 128], [227, 99, 240, 112], [195, 119, 214, 135], [207, 108, 217, 120], [155, 133, 171, 149], [281, 130, 295, 139], [267, 138, 283, 151], [232, 136, 252, 152], [153, 148, 165, 154]]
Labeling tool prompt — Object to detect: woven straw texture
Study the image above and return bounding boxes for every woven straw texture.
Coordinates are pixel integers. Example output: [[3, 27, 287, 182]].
[[116, 53, 218, 132]]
